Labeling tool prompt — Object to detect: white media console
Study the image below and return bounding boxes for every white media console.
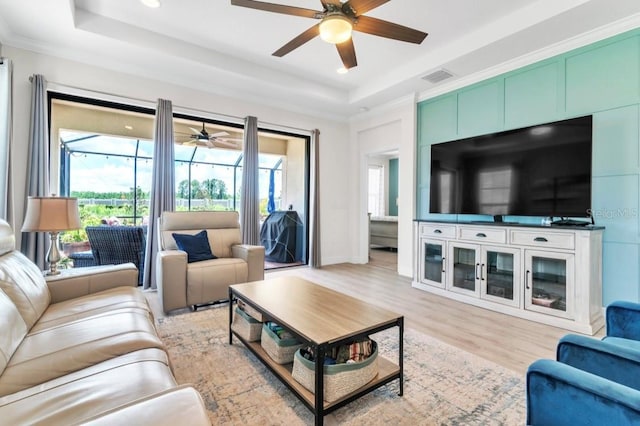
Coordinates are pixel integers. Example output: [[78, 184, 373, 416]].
[[413, 220, 604, 335]]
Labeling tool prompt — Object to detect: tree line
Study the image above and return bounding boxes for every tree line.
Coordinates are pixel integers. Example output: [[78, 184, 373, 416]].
[[71, 178, 229, 200]]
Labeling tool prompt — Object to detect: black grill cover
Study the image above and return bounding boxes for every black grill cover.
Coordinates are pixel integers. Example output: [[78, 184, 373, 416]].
[[260, 211, 299, 263]]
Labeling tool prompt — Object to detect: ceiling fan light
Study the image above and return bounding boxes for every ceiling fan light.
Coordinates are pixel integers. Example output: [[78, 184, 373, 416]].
[[319, 15, 353, 44]]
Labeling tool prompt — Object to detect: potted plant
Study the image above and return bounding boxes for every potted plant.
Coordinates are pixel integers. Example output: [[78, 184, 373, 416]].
[[60, 204, 102, 255], [60, 229, 90, 255]]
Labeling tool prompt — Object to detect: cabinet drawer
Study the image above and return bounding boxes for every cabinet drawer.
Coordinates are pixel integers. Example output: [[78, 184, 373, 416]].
[[420, 224, 456, 238], [510, 230, 575, 250], [458, 227, 506, 243]]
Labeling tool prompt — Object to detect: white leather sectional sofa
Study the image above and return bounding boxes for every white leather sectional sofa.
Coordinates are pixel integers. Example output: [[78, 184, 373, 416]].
[[0, 219, 210, 425]]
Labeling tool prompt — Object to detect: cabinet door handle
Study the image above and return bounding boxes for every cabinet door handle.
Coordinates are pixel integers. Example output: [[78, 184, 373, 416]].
[[434, 229, 442, 234], [476, 233, 487, 238], [475, 263, 480, 280], [441, 257, 446, 273], [534, 237, 548, 242], [525, 270, 531, 289], [481, 264, 485, 281]]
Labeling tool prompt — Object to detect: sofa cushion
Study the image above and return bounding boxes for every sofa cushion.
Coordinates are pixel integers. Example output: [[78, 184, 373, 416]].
[[173, 230, 217, 263], [0, 309, 164, 396], [0, 220, 13, 257], [0, 348, 176, 425], [186, 257, 248, 305], [45, 263, 138, 304], [0, 251, 50, 329], [0, 290, 28, 377], [80, 385, 210, 426], [32, 286, 152, 332], [159, 210, 242, 259]]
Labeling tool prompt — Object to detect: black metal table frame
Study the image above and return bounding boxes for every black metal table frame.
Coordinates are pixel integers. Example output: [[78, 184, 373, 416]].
[[228, 287, 404, 426]]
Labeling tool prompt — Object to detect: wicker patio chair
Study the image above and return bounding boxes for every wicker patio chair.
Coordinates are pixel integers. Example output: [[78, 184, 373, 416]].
[[68, 250, 97, 267], [85, 226, 147, 285]]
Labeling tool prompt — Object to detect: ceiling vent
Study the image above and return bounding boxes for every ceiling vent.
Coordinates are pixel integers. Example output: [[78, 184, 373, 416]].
[[422, 69, 454, 84]]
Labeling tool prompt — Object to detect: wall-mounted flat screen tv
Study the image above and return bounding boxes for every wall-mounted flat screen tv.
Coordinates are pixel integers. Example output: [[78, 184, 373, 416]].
[[430, 115, 593, 218]]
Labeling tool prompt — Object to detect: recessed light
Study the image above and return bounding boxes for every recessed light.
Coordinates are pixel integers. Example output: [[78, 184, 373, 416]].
[[336, 67, 348, 74], [124, 125, 133, 130], [140, 0, 161, 8]]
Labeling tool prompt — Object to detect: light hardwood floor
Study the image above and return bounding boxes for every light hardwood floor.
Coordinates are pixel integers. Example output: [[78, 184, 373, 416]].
[[146, 262, 604, 376]]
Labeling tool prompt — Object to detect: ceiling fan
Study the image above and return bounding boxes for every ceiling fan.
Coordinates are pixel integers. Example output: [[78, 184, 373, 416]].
[[230, 0, 428, 70], [179, 123, 241, 149]]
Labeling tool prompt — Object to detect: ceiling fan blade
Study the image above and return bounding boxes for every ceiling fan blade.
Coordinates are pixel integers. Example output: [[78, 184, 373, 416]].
[[321, 1, 342, 8], [336, 38, 357, 69], [182, 140, 197, 146], [273, 24, 321, 57], [343, 0, 389, 16], [213, 140, 240, 148], [353, 15, 427, 44], [188, 127, 201, 135], [210, 131, 230, 138], [231, 0, 320, 19]]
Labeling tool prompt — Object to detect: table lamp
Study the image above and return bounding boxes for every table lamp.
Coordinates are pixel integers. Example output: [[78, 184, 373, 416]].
[[21, 196, 81, 275]]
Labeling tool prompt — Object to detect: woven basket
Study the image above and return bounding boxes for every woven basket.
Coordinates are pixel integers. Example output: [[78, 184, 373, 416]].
[[291, 341, 378, 403], [231, 306, 262, 342], [237, 298, 264, 322], [260, 323, 305, 364]]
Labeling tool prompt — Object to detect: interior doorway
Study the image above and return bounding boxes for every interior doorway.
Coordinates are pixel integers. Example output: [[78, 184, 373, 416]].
[[366, 151, 398, 271]]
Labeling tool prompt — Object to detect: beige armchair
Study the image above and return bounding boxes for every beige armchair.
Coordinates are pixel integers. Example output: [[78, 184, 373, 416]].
[[156, 210, 265, 313]]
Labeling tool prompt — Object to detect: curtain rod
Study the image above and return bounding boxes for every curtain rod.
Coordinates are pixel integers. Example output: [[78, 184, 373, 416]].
[[46, 80, 312, 135]]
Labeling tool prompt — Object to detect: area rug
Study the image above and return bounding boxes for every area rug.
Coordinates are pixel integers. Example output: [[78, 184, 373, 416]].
[[156, 305, 525, 425]]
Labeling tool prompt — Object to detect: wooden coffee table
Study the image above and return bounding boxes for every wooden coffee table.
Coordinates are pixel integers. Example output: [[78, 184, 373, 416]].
[[228, 276, 403, 426]]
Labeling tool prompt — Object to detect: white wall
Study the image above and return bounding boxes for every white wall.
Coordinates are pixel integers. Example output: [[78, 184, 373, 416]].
[[350, 95, 417, 277], [5, 45, 352, 265]]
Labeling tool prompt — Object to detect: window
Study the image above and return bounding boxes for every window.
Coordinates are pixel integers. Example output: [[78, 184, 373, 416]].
[[60, 131, 153, 226], [368, 165, 384, 216], [51, 94, 310, 268]]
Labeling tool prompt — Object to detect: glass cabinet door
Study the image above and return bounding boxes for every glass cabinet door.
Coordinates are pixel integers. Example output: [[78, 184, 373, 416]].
[[448, 243, 480, 296], [480, 246, 520, 307], [420, 238, 446, 288], [524, 250, 574, 319]]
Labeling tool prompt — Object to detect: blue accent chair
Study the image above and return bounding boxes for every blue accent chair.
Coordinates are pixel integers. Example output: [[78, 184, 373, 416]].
[[526, 301, 640, 425]]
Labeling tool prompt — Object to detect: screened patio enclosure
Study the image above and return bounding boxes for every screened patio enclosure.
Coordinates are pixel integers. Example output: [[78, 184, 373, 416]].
[[59, 131, 284, 225], [51, 95, 310, 269]]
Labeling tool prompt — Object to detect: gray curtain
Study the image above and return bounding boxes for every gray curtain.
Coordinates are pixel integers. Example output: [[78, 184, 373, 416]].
[[21, 74, 49, 269], [143, 99, 175, 289], [0, 58, 13, 225], [309, 129, 321, 268], [240, 116, 259, 245]]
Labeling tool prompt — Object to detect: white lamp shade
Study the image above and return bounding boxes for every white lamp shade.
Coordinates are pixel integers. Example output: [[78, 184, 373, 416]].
[[22, 197, 81, 232], [319, 15, 353, 44]]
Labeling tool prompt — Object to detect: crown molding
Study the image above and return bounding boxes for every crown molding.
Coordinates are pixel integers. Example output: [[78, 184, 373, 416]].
[[418, 13, 640, 103]]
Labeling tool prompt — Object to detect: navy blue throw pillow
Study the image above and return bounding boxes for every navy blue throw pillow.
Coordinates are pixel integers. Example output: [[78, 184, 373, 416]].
[[172, 230, 217, 263]]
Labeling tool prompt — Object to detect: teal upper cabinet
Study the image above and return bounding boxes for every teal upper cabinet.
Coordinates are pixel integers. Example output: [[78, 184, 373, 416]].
[[504, 61, 562, 129], [457, 80, 504, 138], [418, 95, 457, 144], [566, 35, 640, 115], [592, 105, 640, 177]]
